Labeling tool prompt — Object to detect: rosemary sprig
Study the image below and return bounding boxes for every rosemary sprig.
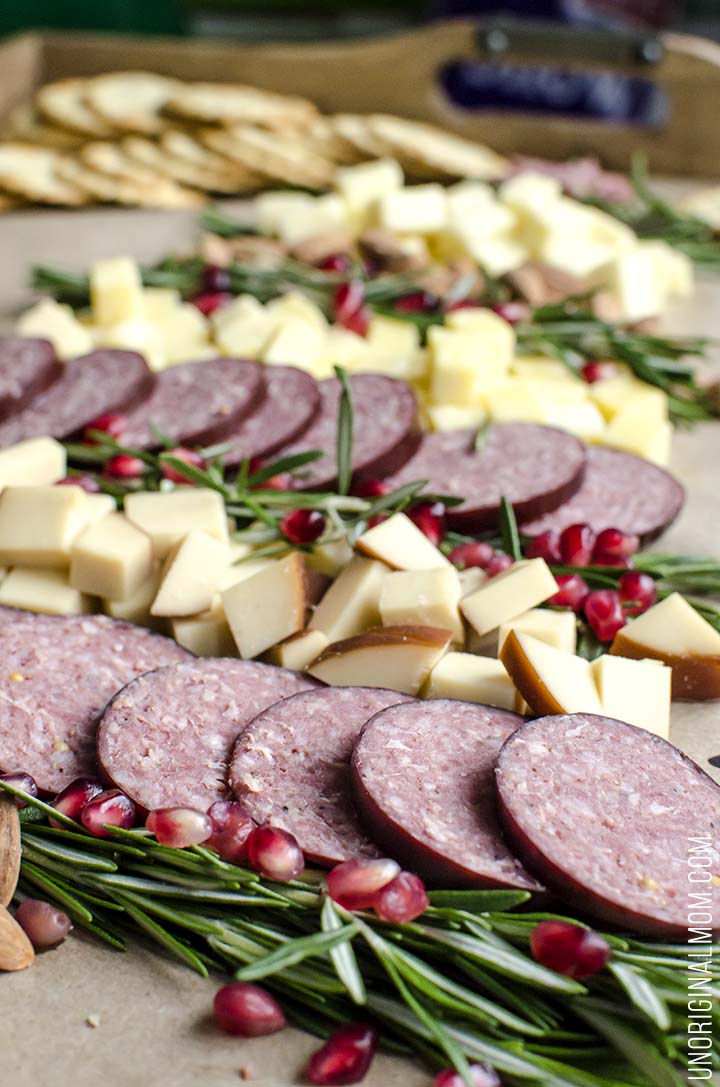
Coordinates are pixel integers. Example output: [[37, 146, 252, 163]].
[[5, 783, 715, 1087]]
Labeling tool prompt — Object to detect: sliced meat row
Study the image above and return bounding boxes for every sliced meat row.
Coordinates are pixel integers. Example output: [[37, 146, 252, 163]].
[[221, 365, 321, 469], [0, 337, 62, 422]]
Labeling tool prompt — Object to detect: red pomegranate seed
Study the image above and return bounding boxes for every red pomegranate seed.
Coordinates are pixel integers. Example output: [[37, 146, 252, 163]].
[[408, 501, 446, 546], [327, 857, 400, 911], [367, 513, 388, 529], [593, 527, 639, 559], [81, 789, 136, 837], [344, 305, 371, 337], [559, 523, 595, 567], [530, 919, 611, 979], [146, 807, 213, 848], [192, 290, 233, 316], [104, 453, 145, 480], [583, 589, 626, 642], [592, 552, 633, 568], [14, 899, 72, 949], [161, 447, 207, 484], [0, 772, 38, 809], [618, 571, 658, 616], [444, 299, 479, 313], [280, 508, 326, 545], [434, 1064, 502, 1087], [319, 253, 352, 274], [56, 474, 101, 493], [333, 281, 365, 325], [50, 778, 103, 827], [548, 573, 590, 612], [491, 301, 530, 325], [307, 1023, 379, 1086], [373, 871, 429, 923], [206, 799, 255, 864], [203, 264, 231, 293], [581, 360, 617, 384], [214, 982, 285, 1037], [246, 825, 304, 881], [248, 456, 292, 491], [485, 551, 514, 577], [352, 478, 391, 499], [525, 530, 561, 564], [394, 290, 439, 314], [83, 412, 126, 444], [449, 540, 495, 570]]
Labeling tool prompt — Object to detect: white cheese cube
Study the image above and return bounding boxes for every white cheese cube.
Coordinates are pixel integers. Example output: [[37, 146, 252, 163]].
[[380, 567, 463, 643], [305, 537, 354, 578], [498, 607, 577, 654], [93, 316, 166, 371], [0, 485, 91, 567], [484, 379, 549, 424], [592, 655, 671, 739], [0, 437, 66, 488], [614, 592, 720, 658], [315, 328, 371, 371], [427, 404, 488, 431], [124, 489, 229, 559], [16, 298, 93, 360], [598, 249, 665, 322], [171, 597, 237, 657], [255, 191, 317, 237], [217, 557, 273, 592], [499, 172, 563, 215], [274, 194, 349, 246], [159, 303, 210, 361], [262, 320, 326, 369], [151, 530, 230, 617], [265, 291, 328, 333], [222, 552, 308, 659], [141, 287, 182, 321], [270, 628, 329, 672], [428, 327, 501, 405], [70, 511, 154, 601], [309, 555, 387, 642], [424, 652, 515, 709], [366, 315, 420, 367], [334, 159, 404, 218], [103, 562, 163, 628], [445, 229, 527, 277], [443, 308, 516, 354], [461, 559, 558, 638], [0, 566, 94, 615], [377, 184, 447, 235], [212, 294, 273, 358], [90, 256, 143, 326], [356, 512, 450, 571], [540, 399, 607, 442]]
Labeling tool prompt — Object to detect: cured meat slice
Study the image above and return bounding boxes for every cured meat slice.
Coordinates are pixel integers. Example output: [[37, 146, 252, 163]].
[[495, 713, 720, 936], [351, 699, 540, 890], [0, 337, 61, 421], [278, 373, 420, 491], [221, 366, 321, 470], [382, 424, 586, 532], [118, 357, 264, 449], [520, 446, 685, 543], [229, 686, 413, 865], [97, 658, 318, 812], [0, 349, 153, 447], [0, 611, 191, 793]]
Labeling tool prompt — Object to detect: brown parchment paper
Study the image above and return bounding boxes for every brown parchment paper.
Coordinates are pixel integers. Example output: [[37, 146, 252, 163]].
[[0, 202, 717, 1087]]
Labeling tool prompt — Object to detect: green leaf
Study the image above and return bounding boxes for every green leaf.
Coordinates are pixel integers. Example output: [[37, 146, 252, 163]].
[[574, 1001, 684, 1087], [334, 365, 354, 496], [113, 893, 208, 977], [608, 963, 672, 1031], [235, 923, 360, 981], [321, 897, 366, 1005], [499, 496, 522, 560], [428, 889, 531, 911]]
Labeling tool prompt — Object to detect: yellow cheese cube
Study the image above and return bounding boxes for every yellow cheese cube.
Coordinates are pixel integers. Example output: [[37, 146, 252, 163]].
[[334, 159, 404, 219], [159, 303, 210, 361], [424, 652, 516, 709], [484, 379, 550, 424], [380, 567, 464, 644], [461, 559, 558, 637], [511, 357, 576, 381], [499, 172, 563, 215], [93, 316, 166, 371], [429, 327, 507, 405], [171, 597, 237, 657], [90, 256, 143, 326], [598, 248, 666, 322], [366, 315, 420, 365], [212, 294, 273, 358], [279, 194, 350, 246], [255, 191, 317, 236], [0, 437, 66, 488], [639, 240, 693, 299], [0, 485, 91, 567], [356, 512, 450, 571], [540, 399, 607, 442], [603, 404, 673, 465], [103, 562, 163, 628], [443, 307, 516, 359], [449, 230, 528, 277], [316, 328, 371, 372], [16, 298, 93, 360], [141, 287, 182, 321], [427, 404, 488, 431], [151, 530, 230, 617], [222, 552, 308, 659], [588, 374, 668, 423], [310, 555, 387, 642], [592, 655, 671, 739], [305, 537, 354, 577], [70, 512, 153, 602], [265, 291, 328, 333], [0, 566, 94, 615], [262, 320, 326, 370], [270, 628, 329, 671], [124, 489, 229, 559], [377, 184, 447, 235], [498, 607, 577, 654]]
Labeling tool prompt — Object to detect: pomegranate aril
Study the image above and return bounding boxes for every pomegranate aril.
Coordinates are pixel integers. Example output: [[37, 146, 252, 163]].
[[434, 1063, 502, 1087], [246, 825, 304, 881], [351, 478, 391, 499], [444, 299, 479, 313], [307, 1023, 379, 1086], [593, 527, 639, 559], [618, 571, 657, 616], [449, 540, 495, 570], [83, 412, 126, 443], [161, 447, 206, 484], [214, 982, 285, 1037], [408, 501, 446, 546], [203, 264, 231, 293], [104, 453, 145, 480], [581, 360, 617, 384], [393, 290, 438, 314], [56, 474, 101, 493], [81, 789, 136, 837], [491, 301, 530, 325], [50, 777, 103, 827], [327, 857, 400, 911], [530, 919, 611, 979], [343, 305, 371, 337], [319, 253, 352, 274], [333, 281, 365, 325], [485, 551, 514, 577], [248, 456, 291, 491], [548, 573, 589, 612], [280, 508, 326, 545], [192, 290, 233, 316], [373, 871, 429, 923], [583, 589, 626, 642], [146, 807, 213, 849], [559, 522, 595, 567], [591, 551, 633, 569], [206, 799, 254, 864], [525, 530, 561, 564], [14, 899, 72, 950], [367, 512, 388, 529], [0, 772, 38, 809]]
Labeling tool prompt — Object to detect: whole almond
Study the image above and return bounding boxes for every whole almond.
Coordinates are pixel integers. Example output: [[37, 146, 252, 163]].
[[0, 905, 34, 971], [0, 794, 21, 908]]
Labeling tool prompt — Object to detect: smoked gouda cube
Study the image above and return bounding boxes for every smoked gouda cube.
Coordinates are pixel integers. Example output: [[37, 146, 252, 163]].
[[461, 559, 558, 637], [151, 530, 230, 617], [309, 555, 387, 643], [270, 628, 329, 672], [124, 489, 228, 558], [90, 255, 143, 326], [222, 552, 308, 659], [356, 513, 450, 571], [500, 630, 603, 716], [0, 437, 66, 488], [308, 625, 451, 694], [70, 511, 154, 601], [0, 485, 91, 567], [0, 566, 94, 616], [380, 567, 463, 644], [498, 607, 577, 654], [592, 655, 671, 739], [171, 597, 237, 657], [424, 651, 515, 710]]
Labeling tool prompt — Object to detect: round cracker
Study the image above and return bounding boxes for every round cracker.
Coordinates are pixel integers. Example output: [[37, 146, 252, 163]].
[[84, 71, 180, 135], [57, 156, 205, 209], [201, 125, 335, 189], [330, 114, 393, 160], [160, 130, 260, 188], [1, 104, 83, 150], [367, 114, 510, 180], [35, 78, 116, 138], [0, 144, 88, 206], [122, 136, 257, 195], [164, 82, 318, 128]]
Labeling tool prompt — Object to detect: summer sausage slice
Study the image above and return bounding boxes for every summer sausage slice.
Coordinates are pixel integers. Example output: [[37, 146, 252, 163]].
[[118, 357, 265, 449], [0, 337, 61, 421], [382, 424, 586, 532], [278, 373, 420, 491], [0, 611, 191, 793], [351, 699, 540, 890], [520, 446, 685, 543], [0, 349, 153, 447], [230, 686, 413, 865], [222, 366, 321, 470], [97, 658, 318, 812], [495, 713, 720, 936]]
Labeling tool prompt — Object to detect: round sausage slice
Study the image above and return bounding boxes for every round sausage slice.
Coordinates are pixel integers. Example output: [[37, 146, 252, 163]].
[[0, 611, 191, 793], [118, 357, 265, 449], [381, 424, 586, 532], [0, 337, 61, 421], [279, 374, 420, 491], [0, 349, 153, 447], [495, 713, 720, 936], [230, 686, 413, 865], [520, 446, 685, 543], [351, 699, 540, 890], [97, 658, 318, 812], [222, 366, 321, 470]]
